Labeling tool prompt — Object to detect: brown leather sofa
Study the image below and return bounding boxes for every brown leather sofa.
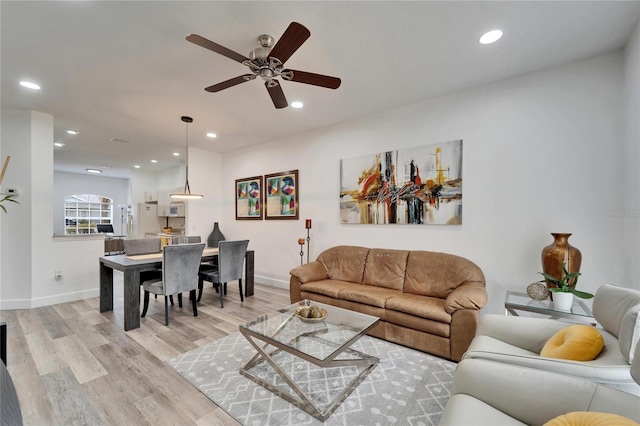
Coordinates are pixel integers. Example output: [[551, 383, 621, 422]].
[[289, 246, 487, 361]]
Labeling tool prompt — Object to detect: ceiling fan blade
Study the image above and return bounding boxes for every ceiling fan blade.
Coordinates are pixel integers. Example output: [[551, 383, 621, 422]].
[[265, 81, 288, 109], [186, 34, 250, 64], [284, 69, 341, 89], [267, 22, 310, 65], [205, 74, 256, 92]]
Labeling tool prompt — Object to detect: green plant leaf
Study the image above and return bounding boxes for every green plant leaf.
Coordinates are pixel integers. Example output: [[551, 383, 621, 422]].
[[569, 288, 594, 299], [549, 287, 570, 293], [538, 272, 560, 284]]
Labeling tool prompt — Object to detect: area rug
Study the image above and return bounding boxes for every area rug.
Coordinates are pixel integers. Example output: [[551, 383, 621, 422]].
[[168, 332, 456, 425]]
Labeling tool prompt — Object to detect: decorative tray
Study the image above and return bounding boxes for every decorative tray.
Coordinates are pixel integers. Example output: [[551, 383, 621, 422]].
[[294, 305, 328, 323]]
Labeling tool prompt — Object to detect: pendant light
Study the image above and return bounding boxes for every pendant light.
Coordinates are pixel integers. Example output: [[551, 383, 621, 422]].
[[170, 116, 204, 200]]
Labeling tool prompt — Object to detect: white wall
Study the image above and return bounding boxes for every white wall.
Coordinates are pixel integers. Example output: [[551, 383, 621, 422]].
[[1, 36, 637, 311], [1, 110, 34, 303], [222, 51, 629, 315], [53, 171, 130, 235], [186, 147, 223, 243], [622, 20, 640, 287], [0, 111, 104, 309]]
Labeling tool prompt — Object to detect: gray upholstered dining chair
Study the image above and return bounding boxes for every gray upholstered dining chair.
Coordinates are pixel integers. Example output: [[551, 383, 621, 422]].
[[171, 235, 201, 245], [123, 238, 167, 302], [198, 240, 249, 308], [141, 243, 205, 326], [123, 238, 161, 256]]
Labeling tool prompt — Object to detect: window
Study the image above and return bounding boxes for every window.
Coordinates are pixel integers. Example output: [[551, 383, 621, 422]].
[[64, 194, 113, 234]]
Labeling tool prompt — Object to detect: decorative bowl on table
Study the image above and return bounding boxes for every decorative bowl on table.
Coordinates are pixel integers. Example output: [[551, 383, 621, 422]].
[[294, 305, 328, 323]]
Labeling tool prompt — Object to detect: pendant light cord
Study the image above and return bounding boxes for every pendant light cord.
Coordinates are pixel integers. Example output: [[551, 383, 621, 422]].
[[184, 119, 190, 192]]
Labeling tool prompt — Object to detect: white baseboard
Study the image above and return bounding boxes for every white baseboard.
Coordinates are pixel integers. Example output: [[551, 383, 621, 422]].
[[0, 276, 285, 310], [255, 275, 289, 290], [0, 288, 100, 310]]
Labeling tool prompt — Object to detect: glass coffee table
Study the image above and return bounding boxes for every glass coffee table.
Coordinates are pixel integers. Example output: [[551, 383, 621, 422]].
[[239, 300, 380, 421]]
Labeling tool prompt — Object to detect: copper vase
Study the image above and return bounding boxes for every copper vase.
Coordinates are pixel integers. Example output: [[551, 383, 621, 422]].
[[541, 233, 582, 298]]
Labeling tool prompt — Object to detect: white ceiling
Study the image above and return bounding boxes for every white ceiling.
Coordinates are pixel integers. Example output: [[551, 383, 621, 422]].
[[2, 1, 639, 178]]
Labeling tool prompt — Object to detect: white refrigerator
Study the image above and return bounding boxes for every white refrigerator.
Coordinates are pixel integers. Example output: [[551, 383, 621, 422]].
[[135, 203, 162, 238]]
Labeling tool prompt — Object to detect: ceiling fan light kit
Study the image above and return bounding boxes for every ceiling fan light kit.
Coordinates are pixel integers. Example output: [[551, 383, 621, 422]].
[[170, 116, 204, 200], [186, 21, 341, 109]]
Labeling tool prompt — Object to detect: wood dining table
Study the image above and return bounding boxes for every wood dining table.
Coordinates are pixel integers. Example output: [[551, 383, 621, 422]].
[[99, 247, 255, 331]]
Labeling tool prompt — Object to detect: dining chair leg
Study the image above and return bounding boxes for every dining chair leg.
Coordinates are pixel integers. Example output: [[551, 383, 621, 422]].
[[197, 277, 204, 302], [164, 296, 169, 326], [190, 289, 198, 317], [169, 295, 174, 306], [238, 279, 244, 302], [177, 293, 183, 308], [141, 291, 150, 317], [223, 283, 227, 295], [219, 282, 224, 308]]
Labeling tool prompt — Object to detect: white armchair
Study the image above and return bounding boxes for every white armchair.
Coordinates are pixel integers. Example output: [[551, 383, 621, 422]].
[[463, 284, 640, 384], [439, 343, 640, 426]]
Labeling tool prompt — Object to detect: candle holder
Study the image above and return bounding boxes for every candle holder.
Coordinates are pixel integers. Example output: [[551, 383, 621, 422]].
[[305, 219, 312, 263], [298, 238, 305, 266]]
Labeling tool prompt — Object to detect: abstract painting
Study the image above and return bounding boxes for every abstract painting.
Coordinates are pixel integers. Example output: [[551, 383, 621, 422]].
[[340, 140, 462, 225], [236, 176, 262, 220], [264, 170, 299, 220]]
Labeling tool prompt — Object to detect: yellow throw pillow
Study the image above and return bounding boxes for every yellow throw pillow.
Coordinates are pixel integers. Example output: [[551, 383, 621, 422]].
[[540, 325, 604, 361], [544, 411, 639, 426]]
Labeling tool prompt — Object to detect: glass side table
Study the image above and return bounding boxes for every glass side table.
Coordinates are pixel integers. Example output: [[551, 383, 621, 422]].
[[505, 290, 595, 325]]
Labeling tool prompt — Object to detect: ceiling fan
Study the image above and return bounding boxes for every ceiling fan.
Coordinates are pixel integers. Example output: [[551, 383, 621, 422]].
[[186, 22, 341, 109]]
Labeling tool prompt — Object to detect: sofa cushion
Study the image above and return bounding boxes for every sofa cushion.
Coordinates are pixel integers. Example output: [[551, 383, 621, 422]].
[[386, 293, 452, 323], [317, 246, 370, 284], [362, 248, 409, 290], [300, 280, 358, 299], [338, 285, 399, 308], [384, 309, 451, 337], [540, 325, 604, 361], [404, 251, 485, 298]]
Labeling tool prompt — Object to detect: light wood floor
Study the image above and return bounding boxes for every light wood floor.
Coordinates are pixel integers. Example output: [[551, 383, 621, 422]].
[[0, 274, 290, 425]]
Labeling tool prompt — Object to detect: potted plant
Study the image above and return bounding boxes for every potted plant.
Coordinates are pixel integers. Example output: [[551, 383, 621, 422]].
[[538, 262, 593, 310]]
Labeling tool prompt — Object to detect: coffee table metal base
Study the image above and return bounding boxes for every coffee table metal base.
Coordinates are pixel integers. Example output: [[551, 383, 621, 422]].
[[239, 331, 379, 422]]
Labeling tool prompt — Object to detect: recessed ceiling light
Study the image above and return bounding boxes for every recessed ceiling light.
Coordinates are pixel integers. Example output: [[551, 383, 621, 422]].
[[173, 152, 180, 157], [66, 130, 79, 135], [86, 168, 102, 174], [206, 132, 217, 138], [291, 101, 303, 109], [479, 29, 503, 45], [134, 165, 141, 169], [54, 142, 65, 147], [151, 160, 158, 163], [19, 81, 41, 90]]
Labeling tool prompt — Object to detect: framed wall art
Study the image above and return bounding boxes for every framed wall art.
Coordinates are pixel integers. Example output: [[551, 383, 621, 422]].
[[339, 139, 462, 225], [235, 176, 263, 220], [264, 169, 299, 220]]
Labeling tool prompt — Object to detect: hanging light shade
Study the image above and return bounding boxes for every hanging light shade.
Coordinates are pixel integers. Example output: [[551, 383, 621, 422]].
[[171, 116, 204, 200]]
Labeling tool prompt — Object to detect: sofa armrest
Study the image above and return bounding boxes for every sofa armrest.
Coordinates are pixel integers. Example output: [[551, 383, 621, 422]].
[[290, 261, 329, 283], [289, 261, 329, 303], [475, 314, 569, 352], [445, 358, 600, 426], [445, 282, 488, 314]]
